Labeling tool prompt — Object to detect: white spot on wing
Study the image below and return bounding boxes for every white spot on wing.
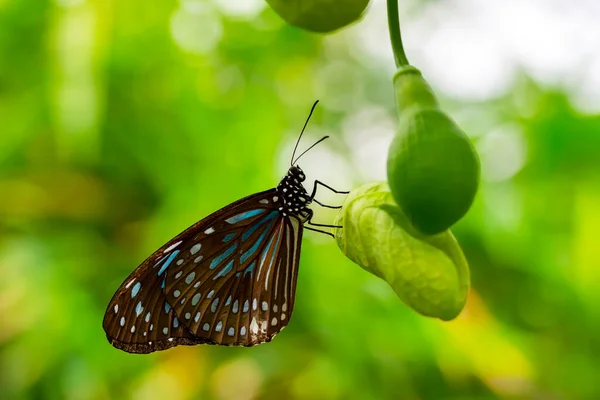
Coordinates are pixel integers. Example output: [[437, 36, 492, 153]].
[[190, 243, 201, 255], [114, 304, 118, 313], [259, 199, 269, 204], [192, 293, 201, 306], [271, 317, 277, 326], [203, 323, 210, 331], [250, 318, 259, 334], [125, 279, 135, 289], [120, 317, 125, 327], [215, 321, 223, 332], [262, 301, 268, 312], [194, 256, 203, 263], [185, 272, 195, 284], [164, 241, 182, 253], [204, 227, 215, 235]]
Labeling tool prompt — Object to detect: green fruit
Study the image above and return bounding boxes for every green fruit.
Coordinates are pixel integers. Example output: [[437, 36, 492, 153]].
[[266, 0, 370, 33], [393, 66, 438, 111], [387, 108, 480, 235], [334, 182, 470, 321], [387, 66, 480, 235]]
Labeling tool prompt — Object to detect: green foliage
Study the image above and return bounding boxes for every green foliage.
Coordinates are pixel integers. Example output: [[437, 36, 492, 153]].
[[0, 1, 599, 399], [334, 182, 470, 320]]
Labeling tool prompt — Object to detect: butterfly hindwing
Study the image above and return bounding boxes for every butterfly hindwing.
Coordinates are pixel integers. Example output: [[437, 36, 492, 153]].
[[102, 249, 214, 354], [163, 199, 303, 346], [103, 189, 281, 353]]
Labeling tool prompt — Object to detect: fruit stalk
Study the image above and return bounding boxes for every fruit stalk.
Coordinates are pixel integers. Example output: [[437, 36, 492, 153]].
[[386, 0, 409, 67]]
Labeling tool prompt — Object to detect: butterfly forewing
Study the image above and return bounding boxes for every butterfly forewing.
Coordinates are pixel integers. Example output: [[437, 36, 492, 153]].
[[103, 189, 291, 353], [164, 203, 303, 346]]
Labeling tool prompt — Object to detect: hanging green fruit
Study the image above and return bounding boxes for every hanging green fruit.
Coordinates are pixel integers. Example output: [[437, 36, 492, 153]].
[[387, 66, 480, 235], [265, 0, 370, 33], [334, 182, 470, 321]]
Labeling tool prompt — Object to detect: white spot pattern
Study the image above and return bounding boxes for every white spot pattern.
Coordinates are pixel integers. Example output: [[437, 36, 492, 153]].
[[185, 272, 195, 284], [192, 293, 201, 306], [190, 243, 201, 255], [164, 241, 182, 253]]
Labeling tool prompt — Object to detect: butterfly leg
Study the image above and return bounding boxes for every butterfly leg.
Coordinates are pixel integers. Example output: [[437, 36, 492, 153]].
[[304, 226, 335, 237], [301, 209, 341, 238], [310, 180, 350, 199], [312, 198, 342, 209]]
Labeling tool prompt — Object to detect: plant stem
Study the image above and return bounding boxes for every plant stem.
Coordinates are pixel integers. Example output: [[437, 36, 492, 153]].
[[386, 0, 409, 67]]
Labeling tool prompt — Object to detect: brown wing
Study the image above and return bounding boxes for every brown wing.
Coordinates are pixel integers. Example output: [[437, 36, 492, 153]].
[[163, 206, 303, 346], [102, 189, 279, 353]]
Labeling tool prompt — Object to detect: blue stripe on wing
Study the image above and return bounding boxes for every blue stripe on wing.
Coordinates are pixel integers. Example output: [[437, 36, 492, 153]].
[[225, 209, 265, 224]]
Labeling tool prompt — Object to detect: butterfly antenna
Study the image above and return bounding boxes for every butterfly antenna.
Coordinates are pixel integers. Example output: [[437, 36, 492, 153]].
[[291, 100, 320, 166], [293, 135, 329, 165]]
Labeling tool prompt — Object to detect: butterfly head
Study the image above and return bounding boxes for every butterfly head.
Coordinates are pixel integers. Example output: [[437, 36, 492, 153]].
[[289, 165, 306, 182]]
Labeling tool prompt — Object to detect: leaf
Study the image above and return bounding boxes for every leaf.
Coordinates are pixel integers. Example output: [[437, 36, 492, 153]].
[[334, 182, 470, 320]]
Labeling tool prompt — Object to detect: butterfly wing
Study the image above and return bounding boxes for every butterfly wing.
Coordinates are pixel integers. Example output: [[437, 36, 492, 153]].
[[163, 209, 303, 346], [103, 189, 288, 353]]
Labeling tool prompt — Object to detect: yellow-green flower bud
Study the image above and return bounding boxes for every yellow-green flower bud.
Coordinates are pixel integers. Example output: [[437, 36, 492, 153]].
[[387, 66, 480, 235], [334, 182, 470, 321], [266, 0, 370, 33]]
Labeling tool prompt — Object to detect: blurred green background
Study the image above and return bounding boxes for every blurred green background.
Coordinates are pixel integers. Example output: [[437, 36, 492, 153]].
[[1, 0, 599, 399]]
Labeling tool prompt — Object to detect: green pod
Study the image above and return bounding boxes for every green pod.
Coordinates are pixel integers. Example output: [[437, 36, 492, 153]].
[[266, 0, 370, 33], [334, 182, 470, 321], [393, 66, 438, 111], [387, 67, 480, 235]]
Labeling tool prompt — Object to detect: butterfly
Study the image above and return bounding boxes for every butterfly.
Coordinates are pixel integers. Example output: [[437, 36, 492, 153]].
[[102, 101, 347, 353]]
